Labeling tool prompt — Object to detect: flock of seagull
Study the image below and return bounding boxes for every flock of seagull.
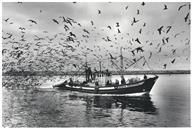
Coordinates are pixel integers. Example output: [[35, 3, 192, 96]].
[[2, 2, 190, 74]]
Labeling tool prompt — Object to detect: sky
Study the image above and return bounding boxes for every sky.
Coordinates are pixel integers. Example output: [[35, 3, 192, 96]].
[[2, 2, 190, 72]]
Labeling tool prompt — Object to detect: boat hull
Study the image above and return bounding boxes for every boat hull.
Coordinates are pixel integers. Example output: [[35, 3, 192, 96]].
[[53, 76, 158, 94]]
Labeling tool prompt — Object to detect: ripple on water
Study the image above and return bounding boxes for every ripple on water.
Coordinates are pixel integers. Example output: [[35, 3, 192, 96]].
[[2, 75, 191, 127]]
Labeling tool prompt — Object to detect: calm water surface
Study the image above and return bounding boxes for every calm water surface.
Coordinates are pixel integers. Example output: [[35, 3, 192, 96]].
[[2, 74, 190, 127]]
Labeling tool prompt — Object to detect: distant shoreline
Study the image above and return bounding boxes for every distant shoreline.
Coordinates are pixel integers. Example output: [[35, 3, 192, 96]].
[[2, 70, 190, 76]]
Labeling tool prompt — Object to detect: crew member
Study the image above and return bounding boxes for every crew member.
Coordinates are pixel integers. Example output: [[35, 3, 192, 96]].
[[106, 69, 111, 76], [85, 67, 89, 82], [105, 69, 111, 85], [144, 74, 147, 80], [69, 78, 73, 86], [121, 75, 126, 84], [93, 67, 98, 80], [86, 67, 92, 82], [115, 79, 119, 85]]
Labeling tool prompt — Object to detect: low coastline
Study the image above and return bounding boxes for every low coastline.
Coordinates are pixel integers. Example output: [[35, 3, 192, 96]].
[[2, 70, 190, 76]]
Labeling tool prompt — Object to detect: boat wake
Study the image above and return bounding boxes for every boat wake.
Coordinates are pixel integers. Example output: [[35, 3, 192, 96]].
[[39, 79, 65, 89]]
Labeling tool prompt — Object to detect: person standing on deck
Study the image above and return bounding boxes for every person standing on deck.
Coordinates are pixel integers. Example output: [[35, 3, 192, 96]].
[[144, 74, 147, 80], [121, 75, 126, 84], [105, 69, 111, 85], [87, 67, 92, 82], [93, 68, 98, 80], [69, 78, 73, 86], [85, 67, 89, 82]]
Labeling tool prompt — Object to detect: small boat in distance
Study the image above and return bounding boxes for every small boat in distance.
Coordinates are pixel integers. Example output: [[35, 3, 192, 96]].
[[53, 48, 158, 94]]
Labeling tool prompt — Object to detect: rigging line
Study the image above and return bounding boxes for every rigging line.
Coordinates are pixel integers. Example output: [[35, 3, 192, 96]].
[[110, 58, 127, 76], [110, 61, 124, 75], [123, 56, 139, 64], [123, 58, 134, 64], [126, 56, 144, 69], [87, 56, 122, 66], [132, 58, 144, 70], [87, 60, 109, 65], [123, 56, 132, 60], [110, 60, 121, 70], [86, 58, 110, 64], [111, 56, 145, 71], [143, 56, 152, 69], [67, 63, 87, 80], [143, 56, 157, 76], [74, 58, 113, 78], [137, 63, 144, 70], [110, 59, 122, 71]]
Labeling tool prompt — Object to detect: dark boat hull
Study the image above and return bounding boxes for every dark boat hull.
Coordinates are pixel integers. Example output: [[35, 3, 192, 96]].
[[53, 76, 158, 94]]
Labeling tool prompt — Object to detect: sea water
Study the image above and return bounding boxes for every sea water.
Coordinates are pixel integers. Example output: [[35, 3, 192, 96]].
[[2, 74, 190, 127]]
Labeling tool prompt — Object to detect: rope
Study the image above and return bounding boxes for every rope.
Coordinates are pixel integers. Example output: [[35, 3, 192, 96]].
[[70, 54, 157, 80], [110, 59, 123, 75], [143, 56, 157, 76], [65, 63, 86, 81]]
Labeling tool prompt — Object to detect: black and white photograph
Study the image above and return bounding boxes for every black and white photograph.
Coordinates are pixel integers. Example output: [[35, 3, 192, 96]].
[[2, 1, 191, 127]]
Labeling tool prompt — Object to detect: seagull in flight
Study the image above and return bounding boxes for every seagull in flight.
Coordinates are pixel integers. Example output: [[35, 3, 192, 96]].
[[52, 19, 59, 24], [125, 5, 128, 10], [184, 12, 189, 22], [163, 4, 168, 10], [171, 59, 176, 63], [131, 17, 139, 26], [107, 26, 112, 30], [28, 19, 37, 24], [98, 10, 101, 14], [91, 21, 94, 26], [157, 26, 163, 35], [141, 2, 145, 6], [178, 4, 187, 11], [4, 18, 10, 22], [135, 38, 141, 44]]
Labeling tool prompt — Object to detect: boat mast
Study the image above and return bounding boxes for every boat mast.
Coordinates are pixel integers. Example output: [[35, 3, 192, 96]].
[[120, 47, 124, 74], [99, 61, 102, 73], [85, 54, 88, 68], [85, 54, 88, 81]]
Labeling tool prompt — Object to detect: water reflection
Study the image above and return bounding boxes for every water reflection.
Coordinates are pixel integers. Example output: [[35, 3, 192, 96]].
[[69, 94, 158, 115], [68, 94, 159, 125], [94, 95, 157, 114], [3, 75, 190, 127]]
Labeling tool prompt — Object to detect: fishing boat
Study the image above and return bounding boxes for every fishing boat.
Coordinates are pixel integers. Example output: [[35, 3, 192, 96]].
[[53, 48, 158, 94]]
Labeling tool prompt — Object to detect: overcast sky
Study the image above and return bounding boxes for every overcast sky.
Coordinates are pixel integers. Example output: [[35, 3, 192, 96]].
[[2, 2, 190, 71]]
